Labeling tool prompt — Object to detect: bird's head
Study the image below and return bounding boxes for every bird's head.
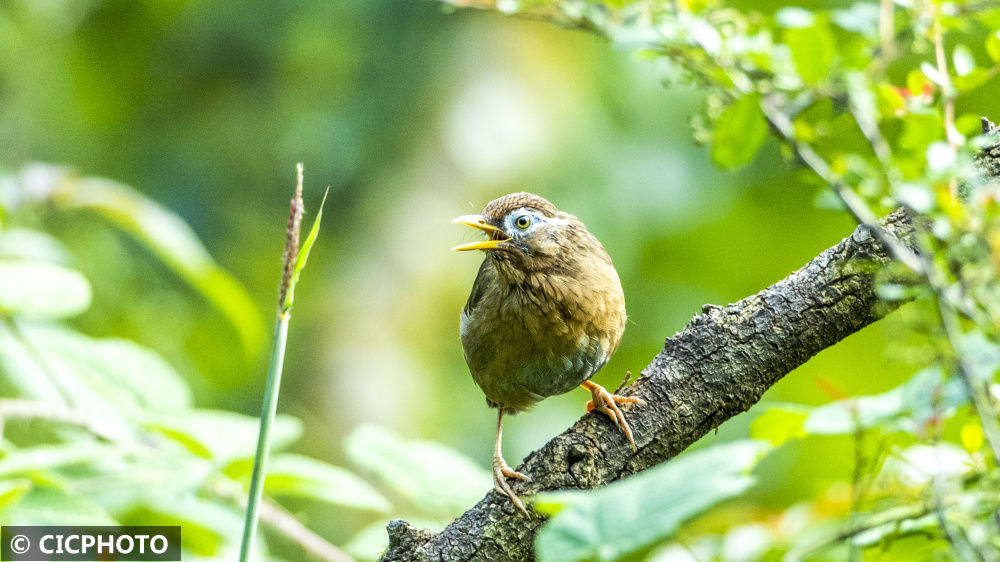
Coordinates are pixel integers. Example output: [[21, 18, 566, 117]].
[[452, 192, 601, 273]]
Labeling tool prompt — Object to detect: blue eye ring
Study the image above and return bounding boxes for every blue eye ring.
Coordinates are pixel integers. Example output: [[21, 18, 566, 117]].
[[514, 215, 531, 229]]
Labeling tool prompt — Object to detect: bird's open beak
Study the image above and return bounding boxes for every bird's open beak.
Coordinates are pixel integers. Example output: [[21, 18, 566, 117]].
[[451, 214, 509, 251]]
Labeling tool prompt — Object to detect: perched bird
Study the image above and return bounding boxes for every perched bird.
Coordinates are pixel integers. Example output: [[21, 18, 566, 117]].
[[452, 192, 644, 514]]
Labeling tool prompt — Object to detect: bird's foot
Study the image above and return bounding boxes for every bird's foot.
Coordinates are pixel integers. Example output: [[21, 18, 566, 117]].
[[493, 454, 529, 515], [583, 380, 646, 450]]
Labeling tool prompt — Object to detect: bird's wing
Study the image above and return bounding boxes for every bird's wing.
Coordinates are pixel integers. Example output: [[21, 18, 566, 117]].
[[463, 259, 494, 316]]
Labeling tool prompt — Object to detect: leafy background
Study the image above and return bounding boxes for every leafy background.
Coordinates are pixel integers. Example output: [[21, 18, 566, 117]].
[[2, 0, 998, 560]]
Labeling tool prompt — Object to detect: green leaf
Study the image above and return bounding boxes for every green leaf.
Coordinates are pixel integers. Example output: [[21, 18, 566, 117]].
[[292, 187, 328, 284], [0, 326, 70, 404], [0, 478, 32, 511], [892, 182, 934, 212], [1, 486, 118, 525], [920, 61, 952, 92], [0, 228, 72, 264], [147, 410, 303, 463], [960, 421, 985, 454], [284, 186, 329, 311], [0, 261, 91, 319], [61, 177, 265, 356], [905, 69, 931, 97], [891, 443, 972, 487], [875, 282, 921, 301], [711, 93, 768, 169], [750, 405, 809, 446], [255, 453, 390, 512], [804, 365, 965, 434], [875, 83, 906, 116], [953, 44, 976, 76], [0, 323, 187, 435], [344, 424, 491, 519], [954, 68, 991, 92], [986, 31, 1000, 63], [957, 113, 986, 136], [687, 19, 721, 55], [958, 330, 1000, 384], [126, 491, 243, 556], [533, 440, 771, 561], [0, 326, 145, 441], [0, 442, 118, 479], [832, 3, 879, 37], [21, 324, 192, 415], [774, 7, 814, 28], [94, 449, 215, 494], [900, 114, 945, 154], [813, 188, 847, 211], [785, 23, 835, 85]]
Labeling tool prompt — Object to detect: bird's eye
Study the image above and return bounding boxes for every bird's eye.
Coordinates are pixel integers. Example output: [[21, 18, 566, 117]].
[[514, 215, 531, 229]]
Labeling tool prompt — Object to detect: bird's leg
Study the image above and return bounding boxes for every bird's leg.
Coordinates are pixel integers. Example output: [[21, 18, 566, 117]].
[[581, 380, 646, 450], [493, 408, 529, 515]]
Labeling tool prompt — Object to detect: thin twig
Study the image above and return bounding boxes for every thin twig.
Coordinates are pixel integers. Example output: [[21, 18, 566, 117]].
[[879, 0, 895, 60], [847, 407, 865, 562], [614, 370, 634, 394], [759, 96, 925, 273], [215, 480, 354, 562], [847, 91, 893, 167], [932, 11, 960, 155], [795, 504, 932, 558], [1, 318, 74, 408], [930, 5, 962, 203], [725, 22, 1000, 517], [683, 28, 928, 275], [936, 298, 1000, 466]]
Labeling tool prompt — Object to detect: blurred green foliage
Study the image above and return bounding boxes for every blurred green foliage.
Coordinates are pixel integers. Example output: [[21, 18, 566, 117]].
[[535, 440, 771, 560], [0, 180, 489, 558], [460, 0, 1000, 559], [4, 0, 1000, 560]]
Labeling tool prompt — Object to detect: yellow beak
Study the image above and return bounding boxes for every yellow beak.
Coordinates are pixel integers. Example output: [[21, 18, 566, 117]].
[[451, 214, 508, 251]]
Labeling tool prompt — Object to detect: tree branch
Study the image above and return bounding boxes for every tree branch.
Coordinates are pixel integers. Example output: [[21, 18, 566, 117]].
[[381, 209, 919, 561]]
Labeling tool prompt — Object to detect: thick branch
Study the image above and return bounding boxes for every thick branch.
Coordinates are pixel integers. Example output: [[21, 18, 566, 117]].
[[381, 209, 919, 561]]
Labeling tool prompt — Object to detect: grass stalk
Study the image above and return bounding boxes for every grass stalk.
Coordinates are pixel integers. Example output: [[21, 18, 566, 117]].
[[239, 164, 326, 562], [239, 314, 290, 562]]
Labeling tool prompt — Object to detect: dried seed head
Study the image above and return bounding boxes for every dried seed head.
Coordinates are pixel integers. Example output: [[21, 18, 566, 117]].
[[279, 163, 304, 310]]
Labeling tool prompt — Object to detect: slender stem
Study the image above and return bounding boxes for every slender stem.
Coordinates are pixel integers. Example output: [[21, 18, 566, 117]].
[[255, 493, 354, 562], [689, 28, 927, 276], [759, 42, 1000, 474], [847, 93, 892, 166], [1, 317, 74, 408], [239, 311, 291, 562], [879, 0, 894, 60], [759, 96, 926, 273], [796, 504, 932, 558], [932, 10, 959, 154], [936, 296, 1000, 466], [214, 479, 353, 562]]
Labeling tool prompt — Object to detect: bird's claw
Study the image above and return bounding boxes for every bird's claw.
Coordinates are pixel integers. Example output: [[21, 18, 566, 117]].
[[493, 455, 529, 515], [585, 382, 645, 450]]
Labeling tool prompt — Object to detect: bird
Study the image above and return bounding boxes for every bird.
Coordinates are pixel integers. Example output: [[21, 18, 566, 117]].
[[452, 192, 644, 514]]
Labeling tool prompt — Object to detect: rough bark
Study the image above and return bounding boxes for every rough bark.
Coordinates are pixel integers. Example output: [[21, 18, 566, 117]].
[[380, 209, 918, 561]]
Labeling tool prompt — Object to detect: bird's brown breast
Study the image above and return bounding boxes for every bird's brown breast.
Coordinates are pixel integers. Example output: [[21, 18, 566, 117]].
[[460, 250, 625, 412]]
